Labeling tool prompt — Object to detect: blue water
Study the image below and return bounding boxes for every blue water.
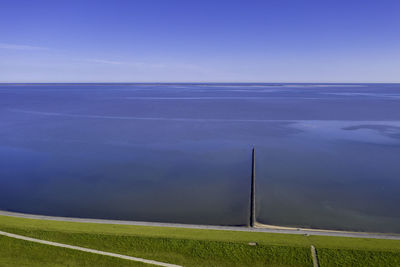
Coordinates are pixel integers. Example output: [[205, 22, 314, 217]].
[[1, 83, 400, 233]]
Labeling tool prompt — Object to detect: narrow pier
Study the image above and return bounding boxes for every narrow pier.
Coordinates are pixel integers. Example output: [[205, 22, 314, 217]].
[[250, 147, 256, 227]]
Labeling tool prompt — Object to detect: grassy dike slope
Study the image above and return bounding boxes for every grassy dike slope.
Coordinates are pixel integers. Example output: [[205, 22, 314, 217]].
[[0, 215, 400, 266], [0, 235, 146, 267]]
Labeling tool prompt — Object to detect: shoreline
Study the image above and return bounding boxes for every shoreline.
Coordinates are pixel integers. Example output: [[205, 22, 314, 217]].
[[1, 210, 400, 240]]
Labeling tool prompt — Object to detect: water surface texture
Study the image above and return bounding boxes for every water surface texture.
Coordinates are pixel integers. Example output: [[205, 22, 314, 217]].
[[1, 83, 400, 233]]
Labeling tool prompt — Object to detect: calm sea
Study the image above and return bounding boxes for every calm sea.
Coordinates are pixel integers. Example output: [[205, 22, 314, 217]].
[[1, 83, 399, 233]]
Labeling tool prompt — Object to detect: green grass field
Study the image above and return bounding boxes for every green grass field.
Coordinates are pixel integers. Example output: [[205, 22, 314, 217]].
[[1, 215, 400, 266], [0, 235, 146, 267]]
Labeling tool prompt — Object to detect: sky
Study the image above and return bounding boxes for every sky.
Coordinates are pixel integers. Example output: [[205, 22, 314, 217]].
[[0, 0, 399, 83]]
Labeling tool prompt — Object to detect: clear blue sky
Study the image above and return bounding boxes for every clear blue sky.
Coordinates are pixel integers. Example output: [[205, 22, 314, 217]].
[[1, 0, 399, 82]]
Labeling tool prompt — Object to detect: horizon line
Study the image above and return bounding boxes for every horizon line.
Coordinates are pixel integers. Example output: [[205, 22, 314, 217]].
[[1, 82, 400, 84]]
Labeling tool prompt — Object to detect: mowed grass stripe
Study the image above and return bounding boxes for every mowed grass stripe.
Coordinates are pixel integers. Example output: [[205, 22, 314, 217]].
[[317, 247, 400, 267]]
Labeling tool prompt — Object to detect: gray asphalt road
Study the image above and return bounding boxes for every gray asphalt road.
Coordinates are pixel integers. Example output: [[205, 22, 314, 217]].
[[1, 210, 400, 240]]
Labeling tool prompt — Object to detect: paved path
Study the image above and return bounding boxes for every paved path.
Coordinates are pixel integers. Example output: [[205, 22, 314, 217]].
[[1, 210, 400, 240], [0, 230, 181, 267], [310, 245, 319, 267]]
